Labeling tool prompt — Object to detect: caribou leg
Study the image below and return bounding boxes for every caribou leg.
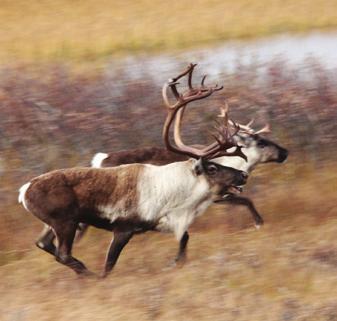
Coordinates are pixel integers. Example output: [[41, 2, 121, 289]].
[[215, 195, 264, 228], [74, 223, 89, 242], [52, 220, 93, 276], [175, 231, 189, 264], [35, 225, 57, 256], [36, 222, 89, 258], [102, 231, 133, 278]]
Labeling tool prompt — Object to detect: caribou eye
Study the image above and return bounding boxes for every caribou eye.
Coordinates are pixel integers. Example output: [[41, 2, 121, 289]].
[[257, 140, 268, 148], [207, 164, 218, 175]]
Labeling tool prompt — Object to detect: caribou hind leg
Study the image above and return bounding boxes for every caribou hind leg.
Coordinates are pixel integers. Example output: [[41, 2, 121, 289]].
[[36, 223, 88, 256], [35, 225, 57, 256], [74, 223, 89, 242], [52, 220, 93, 276]]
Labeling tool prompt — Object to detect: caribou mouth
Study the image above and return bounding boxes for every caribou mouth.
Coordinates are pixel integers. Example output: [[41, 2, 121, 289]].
[[227, 185, 243, 195], [214, 185, 243, 203], [218, 184, 244, 197]]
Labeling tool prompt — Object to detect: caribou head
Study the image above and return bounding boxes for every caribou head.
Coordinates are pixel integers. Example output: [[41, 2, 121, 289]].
[[166, 64, 288, 173], [220, 105, 288, 168]]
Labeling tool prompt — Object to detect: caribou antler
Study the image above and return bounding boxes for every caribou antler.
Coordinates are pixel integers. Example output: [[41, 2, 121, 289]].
[[162, 64, 247, 160], [222, 103, 271, 135], [173, 99, 247, 159], [230, 119, 271, 135], [216, 98, 272, 136], [162, 63, 222, 109]]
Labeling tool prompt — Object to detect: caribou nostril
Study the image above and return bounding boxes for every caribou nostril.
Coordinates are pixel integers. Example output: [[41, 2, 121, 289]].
[[278, 149, 289, 162], [241, 171, 248, 180], [284, 149, 289, 159]]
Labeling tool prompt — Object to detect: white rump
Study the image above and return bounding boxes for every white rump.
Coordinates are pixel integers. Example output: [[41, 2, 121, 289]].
[[91, 152, 109, 168]]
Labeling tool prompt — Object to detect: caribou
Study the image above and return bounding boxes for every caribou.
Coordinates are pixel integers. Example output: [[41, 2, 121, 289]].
[[77, 64, 288, 242], [18, 71, 248, 277]]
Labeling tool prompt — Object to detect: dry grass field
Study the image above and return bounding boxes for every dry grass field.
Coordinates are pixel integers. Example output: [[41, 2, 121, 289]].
[[0, 0, 337, 61]]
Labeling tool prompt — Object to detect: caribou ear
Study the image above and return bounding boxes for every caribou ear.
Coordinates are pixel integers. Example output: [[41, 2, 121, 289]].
[[193, 158, 204, 176]]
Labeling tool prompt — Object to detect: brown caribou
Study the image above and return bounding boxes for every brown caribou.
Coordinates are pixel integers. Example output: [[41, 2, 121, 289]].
[[18, 67, 248, 276]]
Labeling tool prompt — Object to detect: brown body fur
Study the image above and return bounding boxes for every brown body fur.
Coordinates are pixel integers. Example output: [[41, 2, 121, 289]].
[[26, 166, 143, 228], [101, 146, 185, 167], [21, 160, 247, 276]]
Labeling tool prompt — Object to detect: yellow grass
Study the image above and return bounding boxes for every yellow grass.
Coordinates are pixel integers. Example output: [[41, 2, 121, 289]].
[[1, 162, 337, 320], [0, 0, 337, 62]]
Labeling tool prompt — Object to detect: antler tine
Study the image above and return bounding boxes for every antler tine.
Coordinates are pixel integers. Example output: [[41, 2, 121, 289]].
[[228, 119, 252, 134], [162, 82, 175, 109], [217, 102, 229, 121], [184, 65, 223, 96], [167, 80, 181, 99], [246, 119, 254, 127], [172, 63, 197, 83], [201, 75, 206, 87], [230, 118, 241, 135], [187, 64, 196, 90], [255, 123, 271, 134], [171, 62, 197, 94], [231, 119, 271, 135], [162, 63, 197, 109]]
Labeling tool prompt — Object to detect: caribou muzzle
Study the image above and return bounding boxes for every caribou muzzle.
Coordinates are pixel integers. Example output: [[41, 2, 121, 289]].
[[277, 147, 288, 163], [221, 170, 248, 195]]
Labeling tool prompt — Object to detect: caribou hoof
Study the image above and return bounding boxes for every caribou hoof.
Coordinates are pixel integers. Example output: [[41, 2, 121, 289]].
[[78, 270, 98, 279]]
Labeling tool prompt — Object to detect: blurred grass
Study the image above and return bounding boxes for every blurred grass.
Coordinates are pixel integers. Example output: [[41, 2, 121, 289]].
[[0, 0, 337, 62]]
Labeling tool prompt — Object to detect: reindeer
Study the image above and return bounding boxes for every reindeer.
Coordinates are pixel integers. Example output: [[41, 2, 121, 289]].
[[18, 73, 248, 277], [35, 64, 288, 251], [73, 64, 288, 242]]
